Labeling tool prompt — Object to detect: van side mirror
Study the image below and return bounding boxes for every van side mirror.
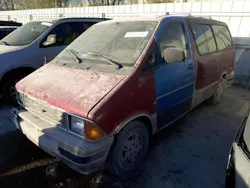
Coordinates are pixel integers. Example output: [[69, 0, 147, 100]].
[[43, 34, 57, 47], [163, 48, 184, 63]]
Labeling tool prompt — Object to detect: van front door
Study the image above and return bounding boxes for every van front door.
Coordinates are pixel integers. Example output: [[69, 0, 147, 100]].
[[155, 18, 195, 129]]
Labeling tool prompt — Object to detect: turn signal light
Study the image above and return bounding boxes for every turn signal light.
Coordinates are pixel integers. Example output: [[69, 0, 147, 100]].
[[84, 121, 104, 141]]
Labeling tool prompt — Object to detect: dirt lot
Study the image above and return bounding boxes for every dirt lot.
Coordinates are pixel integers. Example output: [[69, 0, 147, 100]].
[[0, 86, 249, 188]]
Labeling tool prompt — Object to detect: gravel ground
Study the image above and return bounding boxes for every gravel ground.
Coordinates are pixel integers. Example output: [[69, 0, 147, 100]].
[[0, 85, 249, 188]]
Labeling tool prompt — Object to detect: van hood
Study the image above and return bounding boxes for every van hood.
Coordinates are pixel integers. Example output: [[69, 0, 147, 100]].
[[16, 64, 124, 118]]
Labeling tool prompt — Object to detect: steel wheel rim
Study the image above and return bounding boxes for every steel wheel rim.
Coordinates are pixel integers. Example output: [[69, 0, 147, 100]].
[[120, 130, 143, 169]]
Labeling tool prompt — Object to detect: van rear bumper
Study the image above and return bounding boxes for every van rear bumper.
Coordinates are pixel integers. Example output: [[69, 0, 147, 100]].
[[12, 108, 114, 174]]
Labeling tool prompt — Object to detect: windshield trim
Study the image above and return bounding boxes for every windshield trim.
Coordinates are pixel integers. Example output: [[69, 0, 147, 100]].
[[133, 20, 160, 68]]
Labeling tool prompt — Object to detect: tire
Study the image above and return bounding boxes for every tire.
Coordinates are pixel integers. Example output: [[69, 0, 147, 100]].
[[1, 72, 30, 105], [107, 120, 149, 180], [209, 82, 223, 105]]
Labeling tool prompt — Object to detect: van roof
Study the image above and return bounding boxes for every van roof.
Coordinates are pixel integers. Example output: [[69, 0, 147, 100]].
[[53, 17, 110, 23], [103, 14, 227, 26], [185, 16, 227, 26], [0, 20, 22, 26]]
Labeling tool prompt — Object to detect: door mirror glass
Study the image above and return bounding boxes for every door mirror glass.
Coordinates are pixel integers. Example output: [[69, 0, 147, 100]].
[[163, 47, 184, 63], [43, 34, 57, 47]]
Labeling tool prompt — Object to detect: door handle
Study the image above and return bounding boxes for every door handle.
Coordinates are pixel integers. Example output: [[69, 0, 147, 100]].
[[188, 63, 194, 69]]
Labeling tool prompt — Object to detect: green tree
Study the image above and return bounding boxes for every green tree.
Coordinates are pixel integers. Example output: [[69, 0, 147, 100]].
[[16, 0, 69, 9], [86, 0, 129, 6], [0, 0, 15, 10]]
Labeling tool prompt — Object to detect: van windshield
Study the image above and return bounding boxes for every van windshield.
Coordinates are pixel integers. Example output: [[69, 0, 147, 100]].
[[1, 21, 51, 46], [56, 20, 157, 67]]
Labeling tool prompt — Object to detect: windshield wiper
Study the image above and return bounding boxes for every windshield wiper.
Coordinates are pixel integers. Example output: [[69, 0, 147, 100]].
[[66, 49, 83, 64], [89, 52, 123, 70]]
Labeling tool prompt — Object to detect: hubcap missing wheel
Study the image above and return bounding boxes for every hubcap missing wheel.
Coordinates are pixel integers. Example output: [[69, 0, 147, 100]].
[[120, 131, 143, 168]]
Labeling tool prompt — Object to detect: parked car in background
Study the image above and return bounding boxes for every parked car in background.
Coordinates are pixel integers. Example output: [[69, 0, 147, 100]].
[[0, 26, 18, 40], [0, 20, 22, 27], [225, 113, 250, 188], [13, 15, 234, 179], [0, 17, 107, 104]]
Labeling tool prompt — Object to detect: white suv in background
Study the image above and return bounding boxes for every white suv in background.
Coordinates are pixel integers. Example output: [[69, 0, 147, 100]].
[[0, 17, 107, 104]]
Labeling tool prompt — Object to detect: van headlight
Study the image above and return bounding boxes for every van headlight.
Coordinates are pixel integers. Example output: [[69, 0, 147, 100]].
[[70, 116, 85, 136], [70, 116, 104, 141]]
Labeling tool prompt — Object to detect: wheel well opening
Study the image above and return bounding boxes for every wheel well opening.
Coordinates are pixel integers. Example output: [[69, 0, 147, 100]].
[[136, 116, 153, 137], [1, 67, 35, 82], [0, 67, 35, 91]]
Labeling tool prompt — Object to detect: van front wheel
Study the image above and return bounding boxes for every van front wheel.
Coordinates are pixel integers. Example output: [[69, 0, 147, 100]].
[[107, 120, 149, 180]]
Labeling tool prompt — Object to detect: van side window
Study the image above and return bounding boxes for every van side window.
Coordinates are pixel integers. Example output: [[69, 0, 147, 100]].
[[191, 24, 208, 55], [191, 24, 217, 55], [41, 22, 87, 48], [212, 25, 232, 50], [0, 30, 7, 39], [159, 22, 189, 59], [83, 22, 96, 30], [202, 25, 217, 53]]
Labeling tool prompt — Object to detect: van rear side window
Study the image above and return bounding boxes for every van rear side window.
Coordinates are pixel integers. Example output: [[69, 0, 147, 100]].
[[202, 25, 217, 53], [191, 24, 208, 55], [212, 25, 232, 50], [191, 24, 216, 55], [191, 23, 232, 55]]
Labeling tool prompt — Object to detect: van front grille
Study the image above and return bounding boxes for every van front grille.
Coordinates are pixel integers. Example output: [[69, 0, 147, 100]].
[[20, 94, 67, 128]]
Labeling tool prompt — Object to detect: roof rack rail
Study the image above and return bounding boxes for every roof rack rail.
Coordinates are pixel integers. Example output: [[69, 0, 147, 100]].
[[167, 12, 212, 19], [137, 12, 212, 19]]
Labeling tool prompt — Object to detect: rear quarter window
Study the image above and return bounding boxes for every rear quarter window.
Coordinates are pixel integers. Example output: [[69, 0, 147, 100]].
[[212, 25, 233, 51], [202, 25, 217, 53], [191, 22, 232, 55]]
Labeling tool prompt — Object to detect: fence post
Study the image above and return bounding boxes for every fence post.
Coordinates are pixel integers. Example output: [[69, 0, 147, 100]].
[[102, 13, 105, 18], [7, 15, 11, 21], [29, 14, 33, 21]]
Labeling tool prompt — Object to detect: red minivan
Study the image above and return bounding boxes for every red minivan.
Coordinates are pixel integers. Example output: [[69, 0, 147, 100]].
[[13, 15, 234, 179]]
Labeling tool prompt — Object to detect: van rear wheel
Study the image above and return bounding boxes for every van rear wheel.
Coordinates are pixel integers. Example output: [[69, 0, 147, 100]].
[[107, 120, 149, 180], [209, 82, 223, 105]]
